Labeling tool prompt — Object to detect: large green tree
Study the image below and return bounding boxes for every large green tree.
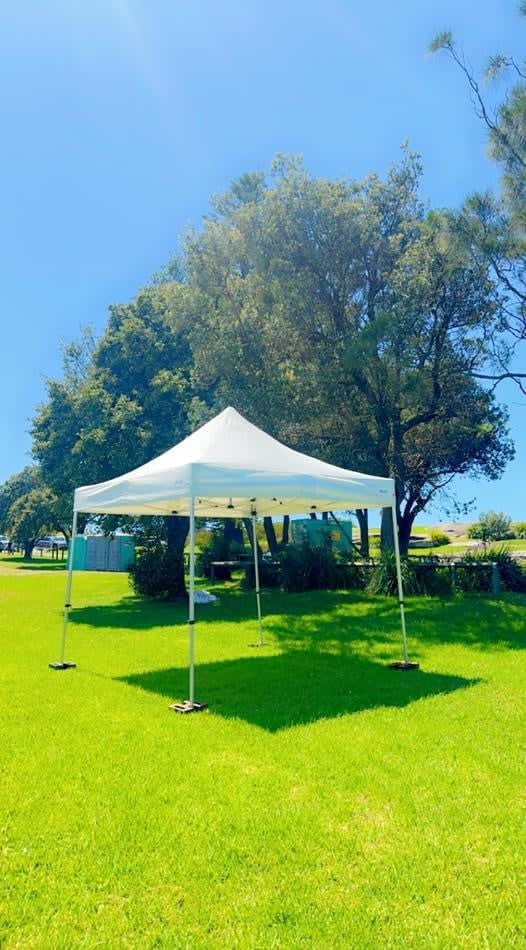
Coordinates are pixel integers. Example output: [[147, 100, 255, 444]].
[[32, 284, 203, 596], [0, 466, 64, 559], [31, 155, 514, 559], [7, 487, 60, 560], [185, 155, 513, 551], [0, 467, 39, 526]]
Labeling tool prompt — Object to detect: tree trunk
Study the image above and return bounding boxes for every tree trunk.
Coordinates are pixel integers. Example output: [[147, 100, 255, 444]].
[[164, 515, 189, 600], [23, 539, 34, 561], [224, 519, 243, 548], [380, 505, 414, 556], [281, 515, 290, 546], [355, 509, 369, 558], [321, 511, 329, 521], [242, 518, 262, 558], [380, 507, 394, 553], [398, 511, 414, 556], [263, 516, 278, 555]]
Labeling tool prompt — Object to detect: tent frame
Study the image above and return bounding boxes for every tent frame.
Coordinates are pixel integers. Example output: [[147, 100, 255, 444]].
[[48, 509, 78, 671], [249, 510, 264, 648], [50, 496, 417, 701]]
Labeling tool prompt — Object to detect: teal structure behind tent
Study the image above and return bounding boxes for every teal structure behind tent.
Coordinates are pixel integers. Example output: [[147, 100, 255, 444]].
[[68, 535, 135, 572], [290, 518, 354, 554]]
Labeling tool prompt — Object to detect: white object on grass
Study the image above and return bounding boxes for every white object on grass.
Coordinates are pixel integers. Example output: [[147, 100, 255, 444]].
[[194, 590, 217, 605]]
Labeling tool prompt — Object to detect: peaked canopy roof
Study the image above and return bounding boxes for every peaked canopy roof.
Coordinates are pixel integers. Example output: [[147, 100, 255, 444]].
[[74, 407, 394, 517]]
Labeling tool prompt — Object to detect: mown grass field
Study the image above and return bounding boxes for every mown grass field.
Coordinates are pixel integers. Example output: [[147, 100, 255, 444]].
[[1, 554, 524, 948], [406, 538, 526, 558]]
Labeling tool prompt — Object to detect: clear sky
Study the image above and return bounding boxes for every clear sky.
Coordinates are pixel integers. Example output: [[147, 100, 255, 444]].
[[1, 0, 524, 520]]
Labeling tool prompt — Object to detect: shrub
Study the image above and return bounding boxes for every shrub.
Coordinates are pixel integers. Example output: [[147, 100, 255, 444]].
[[243, 559, 282, 589], [467, 511, 513, 542], [367, 552, 422, 596], [369, 534, 381, 551], [484, 547, 524, 592], [488, 548, 526, 592], [280, 542, 345, 593], [428, 529, 450, 547], [454, 554, 492, 593], [129, 541, 174, 598], [195, 528, 213, 549], [455, 550, 502, 593], [414, 564, 452, 596], [513, 522, 526, 540], [455, 547, 526, 593], [338, 560, 366, 590], [368, 556, 454, 597]]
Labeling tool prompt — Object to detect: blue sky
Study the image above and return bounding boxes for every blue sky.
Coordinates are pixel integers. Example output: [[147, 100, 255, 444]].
[[1, 0, 524, 520]]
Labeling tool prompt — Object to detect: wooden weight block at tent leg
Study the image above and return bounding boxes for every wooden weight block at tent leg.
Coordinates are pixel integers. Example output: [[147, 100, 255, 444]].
[[169, 701, 208, 714], [388, 661, 419, 670]]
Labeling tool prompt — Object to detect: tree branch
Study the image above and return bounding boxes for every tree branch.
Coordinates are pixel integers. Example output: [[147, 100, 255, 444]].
[[433, 37, 526, 171], [401, 406, 441, 435], [472, 371, 526, 394], [490, 256, 526, 304]]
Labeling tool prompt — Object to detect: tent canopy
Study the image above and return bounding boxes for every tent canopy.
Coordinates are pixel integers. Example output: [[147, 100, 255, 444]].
[[53, 407, 414, 687], [74, 407, 394, 517]]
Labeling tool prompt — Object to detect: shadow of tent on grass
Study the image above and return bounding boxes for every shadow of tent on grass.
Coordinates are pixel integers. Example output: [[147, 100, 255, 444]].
[[14, 559, 67, 572], [116, 652, 480, 733], [70, 586, 526, 652], [69, 598, 189, 630], [263, 592, 526, 654]]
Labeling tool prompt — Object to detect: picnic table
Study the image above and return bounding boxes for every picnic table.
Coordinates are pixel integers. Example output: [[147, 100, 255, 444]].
[[210, 559, 247, 582]]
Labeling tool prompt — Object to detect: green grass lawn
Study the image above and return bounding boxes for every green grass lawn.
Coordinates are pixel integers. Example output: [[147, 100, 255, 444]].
[[406, 541, 474, 558], [407, 539, 526, 558], [1, 557, 524, 948]]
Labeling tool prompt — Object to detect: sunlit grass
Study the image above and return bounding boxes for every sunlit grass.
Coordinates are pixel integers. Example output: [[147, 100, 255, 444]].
[[0, 563, 524, 947], [407, 538, 526, 557]]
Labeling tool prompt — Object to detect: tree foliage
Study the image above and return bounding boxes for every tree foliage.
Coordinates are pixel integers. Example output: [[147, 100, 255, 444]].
[[0, 467, 39, 528], [185, 154, 513, 551], [32, 285, 197, 501], [29, 155, 515, 561], [32, 284, 203, 596], [7, 487, 60, 560], [429, 13, 526, 391], [0, 467, 64, 559], [467, 510, 514, 542]]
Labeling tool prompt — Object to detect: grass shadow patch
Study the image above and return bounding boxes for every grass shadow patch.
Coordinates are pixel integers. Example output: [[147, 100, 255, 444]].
[[70, 585, 526, 652], [117, 652, 480, 732], [265, 591, 526, 654], [69, 597, 189, 630], [1, 555, 67, 572]]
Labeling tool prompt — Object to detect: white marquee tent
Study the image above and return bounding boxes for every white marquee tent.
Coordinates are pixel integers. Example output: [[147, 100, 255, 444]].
[[51, 407, 414, 709]]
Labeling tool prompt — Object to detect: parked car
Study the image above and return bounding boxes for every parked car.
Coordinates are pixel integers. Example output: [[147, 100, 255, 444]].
[[0, 535, 10, 551], [35, 536, 67, 550]]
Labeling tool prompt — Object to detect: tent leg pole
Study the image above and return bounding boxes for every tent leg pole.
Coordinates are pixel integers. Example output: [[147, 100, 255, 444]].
[[189, 497, 196, 704], [49, 508, 78, 670], [170, 497, 207, 713], [389, 502, 418, 671], [251, 513, 264, 647]]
